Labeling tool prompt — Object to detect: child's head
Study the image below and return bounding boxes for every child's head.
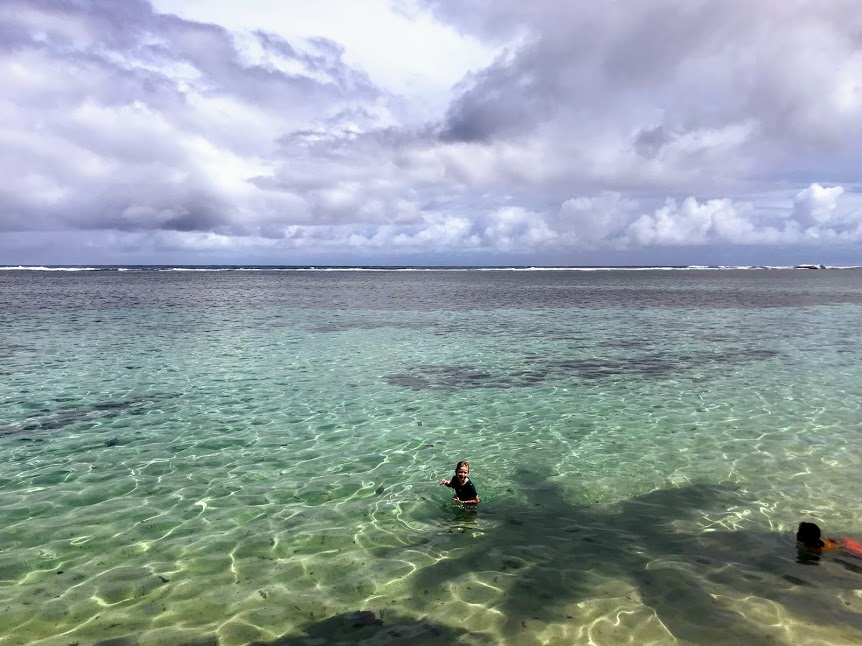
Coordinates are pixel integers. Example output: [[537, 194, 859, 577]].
[[455, 461, 470, 478], [796, 521, 824, 548]]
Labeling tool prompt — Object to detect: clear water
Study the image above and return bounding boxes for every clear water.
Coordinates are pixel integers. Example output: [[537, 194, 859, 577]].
[[2, 269, 862, 645]]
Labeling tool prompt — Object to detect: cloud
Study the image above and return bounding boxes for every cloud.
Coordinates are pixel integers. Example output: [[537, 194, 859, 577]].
[[429, 0, 862, 185], [556, 193, 637, 246], [793, 183, 845, 226], [481, 206, 555, 249], [625, 185, 862, 248], [2, 0, 862, 264], [0, 0, 380, 235], [626, 197, 760, 246]]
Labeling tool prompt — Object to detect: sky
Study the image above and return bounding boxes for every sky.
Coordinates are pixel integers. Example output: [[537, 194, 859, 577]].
[[1, 0, 861, 266]]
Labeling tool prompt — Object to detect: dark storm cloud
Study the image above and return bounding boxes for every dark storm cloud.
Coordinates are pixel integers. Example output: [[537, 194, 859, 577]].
[[633, 126, 671, 160], [439, 52, 557, 143], [428, 0, 862, 156]]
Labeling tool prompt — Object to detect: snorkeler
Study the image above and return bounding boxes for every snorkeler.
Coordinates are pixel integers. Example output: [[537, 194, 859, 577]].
[[439, 460, 479, 504], [796, 521, 862, 556]]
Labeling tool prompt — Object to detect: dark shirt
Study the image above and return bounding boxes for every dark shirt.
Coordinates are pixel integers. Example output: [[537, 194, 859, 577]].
[[450, 477, 478, 501]]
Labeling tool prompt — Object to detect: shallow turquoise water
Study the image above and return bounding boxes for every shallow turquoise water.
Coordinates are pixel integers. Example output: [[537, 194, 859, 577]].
[[2, 269, 862, 645]]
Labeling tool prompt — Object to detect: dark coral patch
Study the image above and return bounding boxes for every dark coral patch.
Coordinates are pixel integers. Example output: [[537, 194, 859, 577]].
[[309, 321, 435, 333], [385, 365, 498, 390], [0, 396, 151, 439], [385, 346, 779, 391]]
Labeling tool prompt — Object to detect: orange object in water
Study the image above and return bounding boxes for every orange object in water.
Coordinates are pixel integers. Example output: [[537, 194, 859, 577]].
[[841, 537, 862, 556]]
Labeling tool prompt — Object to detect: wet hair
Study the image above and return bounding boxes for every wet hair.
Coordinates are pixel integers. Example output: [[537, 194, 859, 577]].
[[797, 521, 825, 548], [455, 460, 470, 473]]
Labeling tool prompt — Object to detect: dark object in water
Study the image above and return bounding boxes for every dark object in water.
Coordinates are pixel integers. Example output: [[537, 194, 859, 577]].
[[796, 522, 824, 548], [0, 396, 150, 439], [97, 635, 217, 646], [246, 609, 476, 645], [375, 486, 385, 496], [105, 437, 121, 447], [347, 610, 382, 628]]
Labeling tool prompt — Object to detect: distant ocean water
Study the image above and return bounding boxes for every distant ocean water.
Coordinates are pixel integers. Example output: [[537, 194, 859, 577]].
[[2, 266, 862, 645]]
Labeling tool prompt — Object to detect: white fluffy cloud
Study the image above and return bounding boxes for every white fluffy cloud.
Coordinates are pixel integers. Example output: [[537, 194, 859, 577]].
[[627, 198, 759, 246], [556, 193, 637, 246], [793, 183, 845, 226]]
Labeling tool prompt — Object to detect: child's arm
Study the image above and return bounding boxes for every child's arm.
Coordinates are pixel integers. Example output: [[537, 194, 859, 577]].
[[439, 478, 451, 487], [838, 537, 862, 557], [821, 538, 844, 552]]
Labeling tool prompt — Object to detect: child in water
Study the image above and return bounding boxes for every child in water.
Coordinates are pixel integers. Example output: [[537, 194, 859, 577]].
[[796, 521, 862, 557], [439, 460, 480, 504]]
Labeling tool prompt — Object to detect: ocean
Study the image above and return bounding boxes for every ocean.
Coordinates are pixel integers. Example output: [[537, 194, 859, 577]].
[[2, 266, 862, 645]]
